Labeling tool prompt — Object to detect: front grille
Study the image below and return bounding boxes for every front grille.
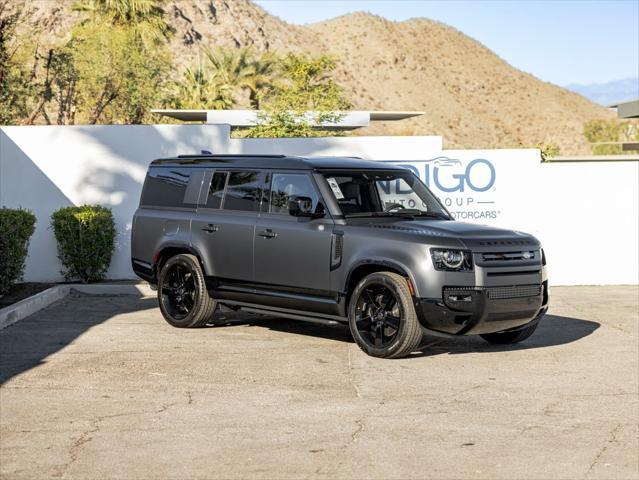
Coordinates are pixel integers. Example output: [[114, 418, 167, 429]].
[[444, 284, 542, 300], [482, 251, 536, 262], [486, 285, 541, 299]]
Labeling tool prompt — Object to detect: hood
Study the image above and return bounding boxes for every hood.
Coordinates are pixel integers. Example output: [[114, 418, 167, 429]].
[[364, 219, 540, 250]]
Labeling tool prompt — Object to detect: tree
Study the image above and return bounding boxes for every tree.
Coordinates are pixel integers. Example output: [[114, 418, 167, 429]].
[[63, 22, 170, 124], [167, 61, 233, 110], [584, 119, 639, 155], [203, 47, 280, 109], [23, 0, 171, 125], [244, 51, 279, 109], [535, 142, 561, 162], [244, 53, 352, 138], [72, 0, 172, 46], [0, 1, 33, 125]]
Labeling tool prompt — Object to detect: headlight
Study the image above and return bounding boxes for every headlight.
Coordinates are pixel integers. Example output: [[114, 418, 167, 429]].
[[431, 249, 473, 271]]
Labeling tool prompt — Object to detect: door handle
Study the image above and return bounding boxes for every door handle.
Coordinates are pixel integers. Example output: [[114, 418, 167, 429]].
[[258, 229, 277, 239], [201, 224, 219, 233]]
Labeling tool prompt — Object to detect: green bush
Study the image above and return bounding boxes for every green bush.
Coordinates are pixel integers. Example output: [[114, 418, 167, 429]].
[[51, 205, 116, 283], [0, 208, 36, 296]]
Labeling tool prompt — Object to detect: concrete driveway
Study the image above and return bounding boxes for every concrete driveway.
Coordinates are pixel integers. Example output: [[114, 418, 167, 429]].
[[1, 286, 637, 479]]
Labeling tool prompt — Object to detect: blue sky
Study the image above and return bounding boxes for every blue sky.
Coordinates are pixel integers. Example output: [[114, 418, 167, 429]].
[[255, 0, 639, 86]]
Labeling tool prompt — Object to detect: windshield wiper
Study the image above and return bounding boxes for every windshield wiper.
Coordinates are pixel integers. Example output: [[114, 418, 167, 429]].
[[344, 212, 393, 218], [345, 211, 450, 220], [413, 211, 451, 219], [388, 210, 451, 220]]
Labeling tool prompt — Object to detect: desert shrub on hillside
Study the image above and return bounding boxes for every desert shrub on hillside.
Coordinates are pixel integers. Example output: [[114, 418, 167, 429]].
[[584, 119, 639, 155]]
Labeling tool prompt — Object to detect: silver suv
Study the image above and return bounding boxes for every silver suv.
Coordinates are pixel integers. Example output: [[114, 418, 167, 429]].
[[131, 154, 549, 358]]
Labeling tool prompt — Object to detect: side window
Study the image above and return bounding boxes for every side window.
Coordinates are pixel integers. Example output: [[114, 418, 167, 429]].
[[222, 171, 261, 212], [270, 173, 319, 215], [206, 171, 228, 209], [141, 167, 191, 208]]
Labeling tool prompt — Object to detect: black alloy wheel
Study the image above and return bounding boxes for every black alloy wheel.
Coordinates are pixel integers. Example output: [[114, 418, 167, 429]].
[[157, 254, 217, 328], [355, 283, 402, 348], [161, 263, 196, 321], [348, 271, 423, 358]]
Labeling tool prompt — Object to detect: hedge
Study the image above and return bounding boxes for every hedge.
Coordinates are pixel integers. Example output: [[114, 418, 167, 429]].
[[0, 208, 36, 296], [51, 205, 116, 283]]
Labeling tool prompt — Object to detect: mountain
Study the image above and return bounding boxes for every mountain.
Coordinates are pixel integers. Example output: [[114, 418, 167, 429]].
[[23, 0, 614, 154], [565, 78, 639, 106]]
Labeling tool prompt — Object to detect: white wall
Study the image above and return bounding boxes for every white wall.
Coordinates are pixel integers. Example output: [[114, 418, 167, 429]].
[[1, 124, 637, 285], [388, 151, 639, 285]]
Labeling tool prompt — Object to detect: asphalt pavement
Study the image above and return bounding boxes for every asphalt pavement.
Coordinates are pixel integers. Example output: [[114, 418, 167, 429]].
[[1, 286, 637, 479]]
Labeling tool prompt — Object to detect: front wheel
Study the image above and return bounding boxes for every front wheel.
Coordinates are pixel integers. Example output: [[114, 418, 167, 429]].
[[480, 322, 539, 344], [348, 272, 423, 358], [158, 253, 217, 328]]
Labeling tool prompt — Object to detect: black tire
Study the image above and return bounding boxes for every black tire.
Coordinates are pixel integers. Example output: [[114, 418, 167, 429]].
[[348, 272, 423, 358], [480, 322, 539, 344], [157, 254, 217, 328]]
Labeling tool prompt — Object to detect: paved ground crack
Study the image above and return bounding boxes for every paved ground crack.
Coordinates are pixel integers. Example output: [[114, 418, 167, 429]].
[[52, 410, 147, 478], [346, 345, 362, 399], [584, 423, 622, 478]]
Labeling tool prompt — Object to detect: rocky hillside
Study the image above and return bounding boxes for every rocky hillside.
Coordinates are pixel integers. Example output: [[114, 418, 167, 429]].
[[24, 0, 612, 153]]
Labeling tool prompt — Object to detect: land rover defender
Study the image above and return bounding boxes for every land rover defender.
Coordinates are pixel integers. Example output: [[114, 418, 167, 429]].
[[131, 154, 549, 358]]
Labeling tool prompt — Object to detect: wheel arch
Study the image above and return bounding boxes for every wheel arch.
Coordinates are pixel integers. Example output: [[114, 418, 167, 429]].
[[343, 259, 417, 310], [153, 244, 207, 282]]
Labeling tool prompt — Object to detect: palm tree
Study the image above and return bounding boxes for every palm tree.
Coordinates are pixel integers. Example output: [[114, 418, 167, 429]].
[[73, 0, 172, 44], [172, 61, 233, 110], [203, 47, 280, 109], [245, 52, 279, 109]]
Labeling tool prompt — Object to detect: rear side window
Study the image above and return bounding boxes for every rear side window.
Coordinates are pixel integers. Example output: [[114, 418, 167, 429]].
[[222, 171, 260, 212], [141, 167, 191, 208], [206, 171, 228, 209]]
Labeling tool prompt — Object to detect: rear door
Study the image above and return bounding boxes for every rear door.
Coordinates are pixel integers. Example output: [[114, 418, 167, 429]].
[[191, 169, 262, 282], [253, 171, 334, 294]]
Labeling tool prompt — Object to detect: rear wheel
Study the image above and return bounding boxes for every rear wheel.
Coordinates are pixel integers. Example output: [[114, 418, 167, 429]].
[[348, 272, 422, 358], [158, 254, 216, 328], [480, 322, 538, 344]]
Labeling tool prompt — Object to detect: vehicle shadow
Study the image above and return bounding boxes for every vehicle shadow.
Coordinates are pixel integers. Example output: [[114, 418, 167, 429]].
[[210, 312, 600, 357]]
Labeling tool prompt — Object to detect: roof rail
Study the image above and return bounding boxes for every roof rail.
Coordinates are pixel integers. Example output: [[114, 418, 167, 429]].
[[176, 154, 287, 159]]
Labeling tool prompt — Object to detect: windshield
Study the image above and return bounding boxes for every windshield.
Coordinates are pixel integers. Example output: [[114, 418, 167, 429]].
[[321, 170, 451, 219]]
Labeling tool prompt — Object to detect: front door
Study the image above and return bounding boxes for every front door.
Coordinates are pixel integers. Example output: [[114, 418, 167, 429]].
[[254, 172, 334, 295]]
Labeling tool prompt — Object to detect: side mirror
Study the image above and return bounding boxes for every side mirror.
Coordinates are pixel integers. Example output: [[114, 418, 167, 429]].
[[288, 196, 325, 218]]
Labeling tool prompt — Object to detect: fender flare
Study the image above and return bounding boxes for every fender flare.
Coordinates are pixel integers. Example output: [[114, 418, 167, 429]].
[[154, 243, 208, 277], [343, 259, 419, 296]]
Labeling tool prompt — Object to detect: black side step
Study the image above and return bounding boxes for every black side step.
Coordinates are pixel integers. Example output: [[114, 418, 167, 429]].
[[219, 301, 344, 326]]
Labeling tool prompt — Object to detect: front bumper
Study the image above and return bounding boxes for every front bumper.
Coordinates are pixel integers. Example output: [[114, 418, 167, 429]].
[[415, 281, 549, 335]]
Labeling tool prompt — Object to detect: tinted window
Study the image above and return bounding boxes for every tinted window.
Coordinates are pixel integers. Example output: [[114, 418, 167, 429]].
[[206, 171, 228, 209], [142, 167, 191, 207], [321, 171, 449, 218], [222, 171, 260, 212], [270, 173, 319, 215]]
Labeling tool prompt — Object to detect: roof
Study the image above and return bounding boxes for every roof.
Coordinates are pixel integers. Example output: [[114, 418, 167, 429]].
[[150, 154, 407, 171], [150, 109, 424, 129], [607, 98, 639, 119]]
